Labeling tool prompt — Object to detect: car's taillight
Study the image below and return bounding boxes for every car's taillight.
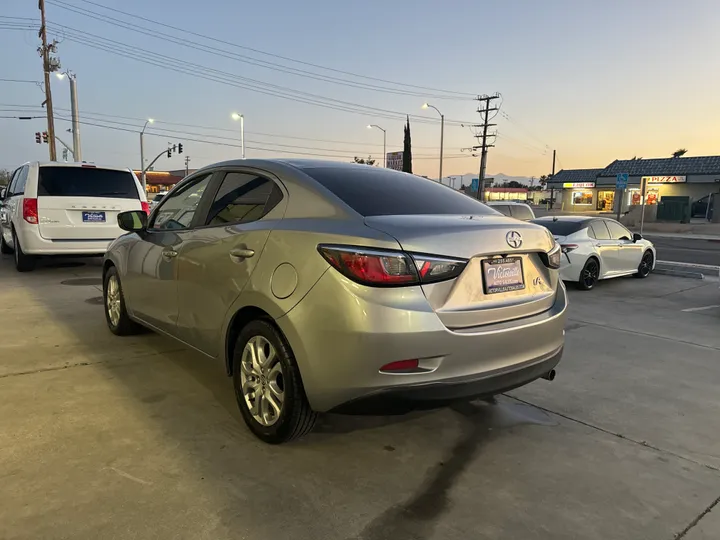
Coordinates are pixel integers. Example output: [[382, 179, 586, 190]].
[[317, 245, 468, 287], [561, 244, 579, 253], [411, 254, 468, 284], [318, 245, 418, 286], [140, 201, 150, 215], [22, 198, 38, 224], [539, 242, 562, 269]]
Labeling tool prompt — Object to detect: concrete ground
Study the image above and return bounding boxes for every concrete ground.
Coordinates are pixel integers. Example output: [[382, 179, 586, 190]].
[[1, 255, 719, 540]]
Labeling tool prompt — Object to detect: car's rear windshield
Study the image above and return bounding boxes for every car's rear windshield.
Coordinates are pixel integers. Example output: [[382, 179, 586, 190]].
[[38, 166, 139, 199], [531, 219, 588, 236], [302, 166, 496, 217]]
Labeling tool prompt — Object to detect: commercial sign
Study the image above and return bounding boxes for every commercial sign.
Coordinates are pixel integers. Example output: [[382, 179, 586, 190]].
[[642, 176, 686, 184], [562, 182, 595, 189], [386, 151, 403, 171]]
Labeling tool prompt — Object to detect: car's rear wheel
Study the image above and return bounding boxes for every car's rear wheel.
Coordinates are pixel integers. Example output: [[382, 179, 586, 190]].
[[12, 229, 35, 272], [233, 320, 317, 444], [635, 250, 654, 278], [0, 232, 13, 255], [577, 257, 599, 290], [103, 266, 143, 335]]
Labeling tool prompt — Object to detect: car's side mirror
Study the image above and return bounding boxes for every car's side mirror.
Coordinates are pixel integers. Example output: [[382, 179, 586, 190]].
[[0, 187, 6, 201], [118, 210, 148, 232], [633, 233, 642, 242]]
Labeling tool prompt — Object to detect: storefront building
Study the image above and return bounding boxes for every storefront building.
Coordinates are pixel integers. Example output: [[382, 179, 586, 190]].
[[548, 156, 720, 213], [484, 187, 529, 201], [132, 171, 185, 194]]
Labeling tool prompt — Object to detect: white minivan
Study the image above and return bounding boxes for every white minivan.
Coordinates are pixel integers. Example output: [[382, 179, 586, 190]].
[[0, 162, 148, 272]]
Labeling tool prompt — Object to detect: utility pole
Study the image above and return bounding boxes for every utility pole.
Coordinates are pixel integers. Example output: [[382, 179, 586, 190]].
[[185, 155, 190, 176], [549, 149, 557, 209], [473, 93, 500, 201], [38, 0, 58, 161], [68, 73, 81, 161]]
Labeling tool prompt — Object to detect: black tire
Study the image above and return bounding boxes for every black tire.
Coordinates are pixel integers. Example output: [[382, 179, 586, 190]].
[[103, 265, 143, 336], [634, 250, 654, 278], [232, 319, 317, 444], [0, 232, 12, 255], [12, 229, 35, 272], [577, 257, 600, 290]]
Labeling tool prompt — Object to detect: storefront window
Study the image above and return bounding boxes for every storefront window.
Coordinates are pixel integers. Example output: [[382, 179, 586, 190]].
[[572, 191, 593, 205], [597, 191, 614, 210], [646, 188, 659, 205], [630, 189, 642, 205]]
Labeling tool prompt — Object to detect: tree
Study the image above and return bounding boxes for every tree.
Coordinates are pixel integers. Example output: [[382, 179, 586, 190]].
[[539, 174, 549, 188], [0, 169, 11, 187], [672, 148, 688, 158], [402, 116, 413, 173], [353, 156, 376, 166]]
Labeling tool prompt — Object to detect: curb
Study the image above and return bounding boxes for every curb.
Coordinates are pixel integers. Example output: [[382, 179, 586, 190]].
[[655, 260, 720, 280]]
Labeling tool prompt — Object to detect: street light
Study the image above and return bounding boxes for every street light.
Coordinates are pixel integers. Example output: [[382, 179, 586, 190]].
[[55, 70, 82, 162], [140, 118, 155, 192], [367, 124, 386, 167], [422, 103, 444, 182], [231, 112, 245, 158]]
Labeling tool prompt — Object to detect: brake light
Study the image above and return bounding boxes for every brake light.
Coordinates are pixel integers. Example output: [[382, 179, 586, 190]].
[[539, 242, 562, 269], [318, 245, 417, 286], [380, 359, 419, 373], [561, 244, 579, 253], [22, 198, 38, 224], [318, 245, 468, 287], [140, 201, 150, 215]]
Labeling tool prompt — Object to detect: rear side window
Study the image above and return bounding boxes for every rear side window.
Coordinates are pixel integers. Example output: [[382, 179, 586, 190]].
[[205, 172, 282, 226], [37, 167, 139, 199], [590, 221, 611, 240], [510, 205, 534, 220], [491, 205, 511, 217], [303, 166, 495, 217], [531, 219, 587, 236]]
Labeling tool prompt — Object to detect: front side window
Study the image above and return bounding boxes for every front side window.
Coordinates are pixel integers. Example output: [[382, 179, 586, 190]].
[[491, 205, 511, 217], [605, 220, 632, 241], [205, 172, 282, 227], [510, 205, 534, 220], [150, 174, 212, 230]]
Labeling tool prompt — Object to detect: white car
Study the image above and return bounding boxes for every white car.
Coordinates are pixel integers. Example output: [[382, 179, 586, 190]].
[[486, 201, 536, 221], [0, 162, 148, 272], [149, 191, 168, 210], [531, 216, 656, 290]]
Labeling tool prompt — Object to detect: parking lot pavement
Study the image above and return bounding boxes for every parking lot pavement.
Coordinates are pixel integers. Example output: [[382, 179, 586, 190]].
[[1, 256, 719, 540]]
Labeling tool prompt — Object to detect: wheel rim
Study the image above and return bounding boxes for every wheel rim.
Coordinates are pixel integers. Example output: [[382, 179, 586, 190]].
[[240, 336, 284, 427], [639, 253, 652, 276], [106, 275, 122, 327], [582, 260, 599, 288]]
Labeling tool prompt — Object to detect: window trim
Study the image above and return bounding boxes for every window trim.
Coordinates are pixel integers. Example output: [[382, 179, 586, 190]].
[[191, 167, 288, 231], [147, 171, 217, 232]]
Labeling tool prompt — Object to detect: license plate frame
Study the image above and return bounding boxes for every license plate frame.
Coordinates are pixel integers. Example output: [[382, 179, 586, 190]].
[[482, 257, 525, 294], [82, 211, 106, 223]]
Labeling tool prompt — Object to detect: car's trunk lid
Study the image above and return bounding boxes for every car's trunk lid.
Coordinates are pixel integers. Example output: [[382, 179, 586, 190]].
[[364, 214, 559, 328]]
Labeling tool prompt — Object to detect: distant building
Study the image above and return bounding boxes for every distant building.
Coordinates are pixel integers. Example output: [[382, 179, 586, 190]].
[[547, 156, 720, 212], [132, 170, 184, 194]]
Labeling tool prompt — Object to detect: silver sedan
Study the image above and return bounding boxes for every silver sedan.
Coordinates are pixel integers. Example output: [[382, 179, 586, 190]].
[[103, 159, 568, 443]]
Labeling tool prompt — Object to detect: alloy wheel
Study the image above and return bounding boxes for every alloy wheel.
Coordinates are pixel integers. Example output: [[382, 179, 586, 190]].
[[639, 253, 653, 277], [240, 335, 285, 427], [106, 274, 122, 327], [582, 260, 599, 288]]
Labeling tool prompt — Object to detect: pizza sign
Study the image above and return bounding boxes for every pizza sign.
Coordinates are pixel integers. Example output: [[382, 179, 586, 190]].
[[642, 176, 686, 184]]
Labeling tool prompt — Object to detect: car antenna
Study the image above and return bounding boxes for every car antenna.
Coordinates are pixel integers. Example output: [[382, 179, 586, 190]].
[[552, 216, 558, 221]]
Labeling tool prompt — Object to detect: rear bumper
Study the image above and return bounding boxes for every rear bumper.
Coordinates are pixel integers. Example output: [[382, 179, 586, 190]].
[[15, 226, 113, 255], [276, 270, 569, 413]]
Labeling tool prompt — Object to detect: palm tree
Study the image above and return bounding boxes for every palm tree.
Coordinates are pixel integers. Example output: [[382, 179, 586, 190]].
[[672, 148, 688, 158]]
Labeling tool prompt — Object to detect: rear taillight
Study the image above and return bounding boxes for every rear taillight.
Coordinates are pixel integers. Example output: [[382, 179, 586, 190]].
[[22, 198, 38, 224], [140, 201, 150, 215], [540, 242, 562, 269], [561, 244, 579, 253], [318, 245, 468, 287], [379, 359, 419, 373], [318, 245, 417, 286]]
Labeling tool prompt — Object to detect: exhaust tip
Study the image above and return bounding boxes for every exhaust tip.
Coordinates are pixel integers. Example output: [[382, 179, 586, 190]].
[[541, 369, 556, 381]]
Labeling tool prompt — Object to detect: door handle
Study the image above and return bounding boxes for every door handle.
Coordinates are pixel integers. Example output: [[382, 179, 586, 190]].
[[229, 248, 255, 261], [162, 249, 178, 258]]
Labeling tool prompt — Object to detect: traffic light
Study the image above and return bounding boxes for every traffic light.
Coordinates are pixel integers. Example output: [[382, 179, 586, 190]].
[[42, 132, 48, 143], [167, 147, 172, 158], [177, 143, 183, 154], [35, 132, 41, 144]]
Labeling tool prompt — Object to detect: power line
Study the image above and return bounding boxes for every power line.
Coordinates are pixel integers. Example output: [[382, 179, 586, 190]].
[[55, 0, 475, 99], [0, 78, 40, 84]]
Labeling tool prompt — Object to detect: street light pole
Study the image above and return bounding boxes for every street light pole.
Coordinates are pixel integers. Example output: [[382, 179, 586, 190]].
[[422, 103, 444, 182], [139, 118, 154, 193], [232, 113, 245, 158], [56, 71, 81, 162], [367, 124, 386, 167]]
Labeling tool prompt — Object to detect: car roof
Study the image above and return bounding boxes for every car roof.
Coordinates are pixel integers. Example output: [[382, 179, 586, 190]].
[[533, 215, 594, 223], [33, 162, 133, 173], [486, 201, 531, 206]]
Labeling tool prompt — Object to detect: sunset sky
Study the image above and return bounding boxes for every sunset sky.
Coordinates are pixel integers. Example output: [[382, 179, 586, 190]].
[[1, 0, 718, 179]]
